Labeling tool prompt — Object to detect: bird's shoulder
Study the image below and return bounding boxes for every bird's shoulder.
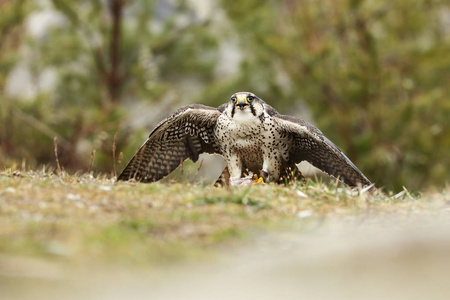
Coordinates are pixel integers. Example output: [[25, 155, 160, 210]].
[[262, 102, 280, 117], [149, 104, 221, 137], [217, 103, 228, 113], [271, 112, 324, 139]]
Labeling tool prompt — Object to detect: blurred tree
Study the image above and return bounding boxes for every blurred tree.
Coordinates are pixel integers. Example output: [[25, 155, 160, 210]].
[[2, 0, 218, 172], [0, 0, 31, 167], [220, 0, 450, 191]]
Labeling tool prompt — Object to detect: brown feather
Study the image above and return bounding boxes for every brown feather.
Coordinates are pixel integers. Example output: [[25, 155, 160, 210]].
[[274, 114, 371, 187], [117, 105, 221, 182]]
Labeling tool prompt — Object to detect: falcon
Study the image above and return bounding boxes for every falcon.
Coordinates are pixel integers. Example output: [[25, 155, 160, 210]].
[[118, 92, 372, 187]]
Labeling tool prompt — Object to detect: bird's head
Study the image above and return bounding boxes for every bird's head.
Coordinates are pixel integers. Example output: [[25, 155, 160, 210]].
[[226, 92, 264, 120]]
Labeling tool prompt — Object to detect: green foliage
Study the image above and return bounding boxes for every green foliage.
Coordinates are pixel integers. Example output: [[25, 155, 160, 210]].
[[195, 189, 272, 209], [221, 0, 450, 191], [0, 0, 32, 166]]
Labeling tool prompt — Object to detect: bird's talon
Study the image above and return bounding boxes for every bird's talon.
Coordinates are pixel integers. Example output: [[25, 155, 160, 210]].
[[259, 170, 269, 181], [252, 174, 266, 185]]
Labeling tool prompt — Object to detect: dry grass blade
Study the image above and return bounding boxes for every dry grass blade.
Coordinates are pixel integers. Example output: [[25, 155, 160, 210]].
[[88, 149, 96, 173], [53, 136, 62, 174], [112, 132, 118, 177], [197, 158, 204, 172]]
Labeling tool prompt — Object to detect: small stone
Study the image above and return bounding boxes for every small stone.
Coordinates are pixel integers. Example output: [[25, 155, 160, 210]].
[[5, 187, 16, 193], [67, 193, 81, 201], [296, 190, 308, 198], [297, 210, 313, 219]]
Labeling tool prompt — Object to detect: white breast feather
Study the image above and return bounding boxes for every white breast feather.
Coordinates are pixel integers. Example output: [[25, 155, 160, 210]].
[[232, 109, 258, 126]]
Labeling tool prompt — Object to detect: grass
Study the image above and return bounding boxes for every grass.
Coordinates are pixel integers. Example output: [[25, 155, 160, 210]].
[[0, 168, 448, 268]]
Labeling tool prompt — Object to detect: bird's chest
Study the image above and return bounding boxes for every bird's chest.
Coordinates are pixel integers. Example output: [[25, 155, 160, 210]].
[[215, 112, 276, 152], [216, 115, 260, 149]]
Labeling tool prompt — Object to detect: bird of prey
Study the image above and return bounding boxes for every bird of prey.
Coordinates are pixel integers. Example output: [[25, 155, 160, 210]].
[[118, 92, 372, 187]]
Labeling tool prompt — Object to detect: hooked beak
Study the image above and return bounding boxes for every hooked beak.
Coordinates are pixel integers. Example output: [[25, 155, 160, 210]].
[[235, 99, 249, 110]]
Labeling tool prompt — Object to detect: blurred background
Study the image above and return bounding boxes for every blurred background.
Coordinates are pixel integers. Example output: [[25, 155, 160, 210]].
[[0, 0, 449, 191]]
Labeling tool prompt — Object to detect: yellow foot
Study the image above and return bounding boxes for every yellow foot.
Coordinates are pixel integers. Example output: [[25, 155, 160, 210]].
[[252, 174, 266, 185]]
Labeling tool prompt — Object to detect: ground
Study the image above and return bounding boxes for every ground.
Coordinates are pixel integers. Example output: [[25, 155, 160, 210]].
[[0, 170, 449, 299]]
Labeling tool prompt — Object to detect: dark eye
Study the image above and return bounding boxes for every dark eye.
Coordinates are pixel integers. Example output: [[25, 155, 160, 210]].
[[247, 95, 254, 102], [231, 96, 237, 102]]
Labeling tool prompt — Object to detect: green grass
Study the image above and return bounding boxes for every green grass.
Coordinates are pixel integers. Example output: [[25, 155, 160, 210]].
[[0, 169, 448, 267]]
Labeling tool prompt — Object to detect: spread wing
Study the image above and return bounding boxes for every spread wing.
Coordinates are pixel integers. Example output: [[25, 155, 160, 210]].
[[118, 104, 221, 183], [274, 114, 371, 187]]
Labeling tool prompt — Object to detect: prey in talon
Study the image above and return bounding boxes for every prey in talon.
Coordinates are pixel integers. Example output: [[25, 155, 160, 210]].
[[118, 92, 372, 188]]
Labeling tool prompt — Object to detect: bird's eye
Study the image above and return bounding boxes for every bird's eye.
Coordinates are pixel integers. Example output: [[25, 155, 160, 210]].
[[247, 95, 254, 102], [231, 96, 237, 102]]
